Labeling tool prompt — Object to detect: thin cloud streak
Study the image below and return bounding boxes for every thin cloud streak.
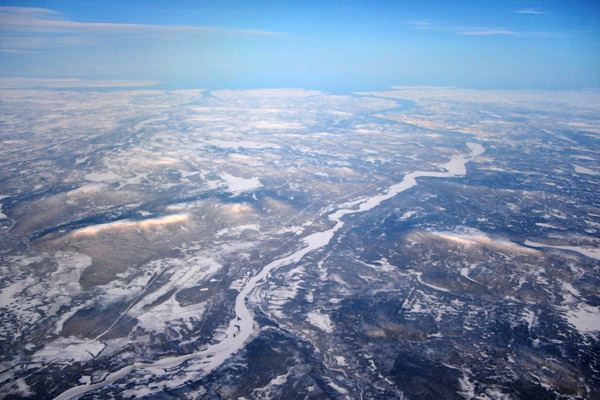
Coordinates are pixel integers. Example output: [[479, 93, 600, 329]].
[[0, 35, 96, 51], [459, 29, 517, 36], [0, 6, 60, 17], [404, 20, 564, 38], [0, 6, 283, 37], [0, 78, 163, 89], [0, 49, 37, 54], [403, 20, 434, 27], [458, 28, 567, 38], [513, 9, 549, 15], [405, 21, 518, 36]]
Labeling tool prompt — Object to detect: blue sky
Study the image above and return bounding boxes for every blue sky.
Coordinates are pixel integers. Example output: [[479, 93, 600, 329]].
[[0, 0, 598, 91]]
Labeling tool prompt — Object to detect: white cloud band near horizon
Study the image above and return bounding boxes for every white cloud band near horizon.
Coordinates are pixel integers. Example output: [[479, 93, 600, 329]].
[[0, 77, 163, 89], [0, 6, 283, 52]]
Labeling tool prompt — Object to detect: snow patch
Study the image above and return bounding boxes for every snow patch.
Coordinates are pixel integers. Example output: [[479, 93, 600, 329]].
[[216, 224, 260, 237], [525, 240, 600, 260], [328, 382, 349, 395], [335, 356, 347, 366], [73, 214, 188, 236], [535, 223, 563, 230], [430, 227, 539, 255], [206, 139, 280, 150], [276, 225, 305, 235], [49, 252, 92, 297], [307, 311, 333, 333], [84, 171, 121, 182], [32, 337, 105, 364], [574, 165, 598, 175], [566, 305, 600, 335], [219, 172, 262, 196]]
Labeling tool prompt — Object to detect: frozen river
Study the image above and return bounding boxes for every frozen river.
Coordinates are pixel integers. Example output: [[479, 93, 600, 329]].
[[55, 142, 485, 399]]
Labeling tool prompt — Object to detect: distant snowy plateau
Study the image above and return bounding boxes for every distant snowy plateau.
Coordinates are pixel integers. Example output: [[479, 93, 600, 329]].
[[0, 87, 599, 399]]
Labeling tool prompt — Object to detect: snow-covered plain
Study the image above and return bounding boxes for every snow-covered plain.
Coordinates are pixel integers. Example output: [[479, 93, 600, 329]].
[[1, 88, 599, 399], [54, 140, 484, 399]]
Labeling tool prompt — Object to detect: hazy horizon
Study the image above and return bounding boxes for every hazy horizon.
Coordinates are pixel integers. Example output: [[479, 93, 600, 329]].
[[1, 1, 599, 92]]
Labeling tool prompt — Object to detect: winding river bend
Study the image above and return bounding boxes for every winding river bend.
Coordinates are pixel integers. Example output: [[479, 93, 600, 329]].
[[55, 142, 484, 400]]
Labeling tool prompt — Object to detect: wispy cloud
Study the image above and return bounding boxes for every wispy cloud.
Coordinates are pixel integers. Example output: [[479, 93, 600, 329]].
[[405, 21, 517, 36], [513, 9, 549, 15], [0, 49, 37, 54], [458, 29, 517, 36], [459, 29, 567, 39], [404, 20, 562, 38], [403, 20, 434, 28], [0, 6, 61, 18], [0, 78, 163, 89], [0, 6, 283, 52], [0, 35, 96, 52]]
